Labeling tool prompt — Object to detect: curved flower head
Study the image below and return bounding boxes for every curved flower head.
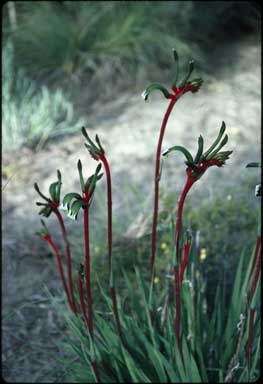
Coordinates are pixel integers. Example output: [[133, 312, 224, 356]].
[[142, 49, 203, 102], [34, 170, 62, 217], [62, 161, 103, 220], [81, 127, 104, 161], [162, 121, 233, 180]]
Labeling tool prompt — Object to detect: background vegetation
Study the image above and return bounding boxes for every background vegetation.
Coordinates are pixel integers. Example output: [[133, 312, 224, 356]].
[[2, 1, 261, 150]]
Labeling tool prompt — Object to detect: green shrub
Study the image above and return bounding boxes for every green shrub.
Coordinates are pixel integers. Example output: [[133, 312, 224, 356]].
[[2, 40, 84, 151], [7, 2, 190, 81]]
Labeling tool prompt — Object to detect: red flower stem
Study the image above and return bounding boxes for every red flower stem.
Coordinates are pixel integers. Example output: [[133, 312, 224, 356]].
[[100, 154, 112, 272], [172, 175, 195, 365], [174, 265, 184, 364], [175, 177, 195, 263], [100, 154, 122, 337], [83, 196, 93, 336], [110, 287, 122, 338], [249, 237, 261, 300], [150, 97, 176, 277], [246, 238, 261, 368], [54, 207, 77, 314], [247, 236, 260, 289], [77, 275, 89, 327], [44, 235, 71, 309], [246, 308, 255, 369], [180, 242, 191, 284], [91, 361, 101, 383]]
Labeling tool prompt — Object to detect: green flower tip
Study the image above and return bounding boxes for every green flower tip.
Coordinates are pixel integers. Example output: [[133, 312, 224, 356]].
[[141, 83, 171, 101], [246, 162, 261, 168], [82, 129, 105, 160]]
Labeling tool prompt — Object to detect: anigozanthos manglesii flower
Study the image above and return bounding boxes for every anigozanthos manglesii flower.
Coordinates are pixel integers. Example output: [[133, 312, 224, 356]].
[[162, 121, 233, 181], [62, 161, 103, 220], [34, 170, 62, 217], [142, 49, 203, 102], [143, 49, 203, 281], [35, 170, 78, 314], [162, 123, 232, 353], [81, 127, 122, 338]]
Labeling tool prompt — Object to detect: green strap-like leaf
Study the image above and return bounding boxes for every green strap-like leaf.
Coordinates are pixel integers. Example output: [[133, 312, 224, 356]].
[[213, 150, 233, 161], [194, 135, 204, 163], [171, 48, 179, 87], [206, 134, 228, 160], [162, 145, 194, 164], [202, 121, 226, 159], [81, 127, 96, 149], [39, 206, 52, 217], [63, 192, 82, 209], [70, 199, 83, 220], [87, 174, 96, 195], [77, 160, 85, 193], [49, 181, 58, 202], [34, 183, 50, 202], [178, 59, 195, 88], [81, 126, 89, 142], [142, 83, 171, 101], [246, 162, 260, 168], [95, 163, 102, 175], [56, 170, 62, 201], [95, 134, 104, 152]]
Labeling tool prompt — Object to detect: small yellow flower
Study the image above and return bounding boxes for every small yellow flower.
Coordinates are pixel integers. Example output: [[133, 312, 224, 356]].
[[200, 248, 207, 262], [161, 242, 167, 250], [154, 277, 160, 284]]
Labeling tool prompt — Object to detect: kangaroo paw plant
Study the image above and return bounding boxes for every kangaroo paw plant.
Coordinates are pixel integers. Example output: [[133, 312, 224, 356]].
[[142, 49, 203, 280], [35, 49, 260, 383]]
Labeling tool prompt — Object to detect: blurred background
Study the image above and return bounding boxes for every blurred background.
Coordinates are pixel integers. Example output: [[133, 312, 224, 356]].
[[2, 1, 261, 382]]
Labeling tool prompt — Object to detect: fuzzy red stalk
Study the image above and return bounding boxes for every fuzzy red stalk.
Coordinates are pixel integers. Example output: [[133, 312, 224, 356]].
[[99, 154, 113, 272], [78, 274, 89, 327], [175, 176, 195, 263], [91, 361, 101, 383], [52, 203, 77, 314], [150, 85, 198, 278], [246, 238, 261, 368], [83, 190, 93, 336], [151, 98, 177, 277], [180, 241, 191, 284], [246, 308, 255, 369], [248, 237, 261, 298], [97, 152, 122, 337], [174, 265, 184, 364], [247, 236, 260, 289], [43, 234, 71, 309]]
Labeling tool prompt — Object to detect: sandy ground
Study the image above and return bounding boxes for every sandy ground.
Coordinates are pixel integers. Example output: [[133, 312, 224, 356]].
[[2, 39, 261, 382]]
